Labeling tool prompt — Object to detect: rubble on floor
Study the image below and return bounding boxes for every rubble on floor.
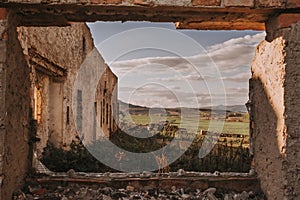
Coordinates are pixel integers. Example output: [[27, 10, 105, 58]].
[[13, 183, 265, 200], [13, 169, 265, 200]]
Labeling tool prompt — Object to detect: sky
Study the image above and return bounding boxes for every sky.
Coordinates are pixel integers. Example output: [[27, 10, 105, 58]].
[[88, 22, 265, 108]]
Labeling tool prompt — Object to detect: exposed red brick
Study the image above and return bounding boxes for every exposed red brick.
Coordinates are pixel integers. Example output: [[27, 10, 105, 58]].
[[224, 0, 254, 7], [192, 0, 221, 6], [256, 0, 283, 7], [0, 9, 6, 20], [273, 14, 300, 29], [176, 21, 265, 30], [1, 32, 8, 40], [31, 188, 47, 196], [90, 0, 121, 4], [286, 0, 300, 8], [133, 0, 154, 7]]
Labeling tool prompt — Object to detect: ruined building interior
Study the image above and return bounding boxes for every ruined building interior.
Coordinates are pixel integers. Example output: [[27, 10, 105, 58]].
[[0, 0, 300, 199], [17, 24, 118, 156]]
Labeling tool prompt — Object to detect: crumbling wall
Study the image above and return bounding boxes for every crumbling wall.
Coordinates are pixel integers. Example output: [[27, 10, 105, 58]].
[[282, 20, 300, 199], [18, 24, 95, 151], [251, 15, 300, 200], [0, 11, 32, 200], [250, 37, 286, 200], [95, 67, 118, 139], [0, 10, 7, 198], [18, 23, 118, 155]]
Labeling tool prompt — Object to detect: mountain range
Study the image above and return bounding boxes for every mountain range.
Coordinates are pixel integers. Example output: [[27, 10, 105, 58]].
[[118, 100, 247, 114]]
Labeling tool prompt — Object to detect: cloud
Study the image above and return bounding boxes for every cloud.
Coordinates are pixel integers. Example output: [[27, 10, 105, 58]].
[[149, 75, 185, 82], [208, 33, 265, 51], [222, 72, 251, 83], [201, 32, 265, 72], [119, 83, 248, 108], [110, 56, 192, 74], [149, 73, 208, 82], [110, 32, 265, 77], [110, 32, 265, 107]]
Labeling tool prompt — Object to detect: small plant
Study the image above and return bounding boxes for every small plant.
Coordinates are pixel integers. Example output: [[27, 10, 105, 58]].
[[154, 150, 170, 173]]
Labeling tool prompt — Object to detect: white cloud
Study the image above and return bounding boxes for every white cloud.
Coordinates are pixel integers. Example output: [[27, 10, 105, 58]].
[[208, 33, 265, 51], [149, 73, 209, 82], [110, 32, 265, 107], [222, 72, 251, 83], [110, 32, 265, 76], [226, 87, 248, 94]]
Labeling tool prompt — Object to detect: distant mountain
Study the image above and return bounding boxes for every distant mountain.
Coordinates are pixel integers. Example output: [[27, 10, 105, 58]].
[[202, 105, 247, 113], [118, 100, 150, 115], [118, 100, 247, 114], [118, 100, 147, 110]]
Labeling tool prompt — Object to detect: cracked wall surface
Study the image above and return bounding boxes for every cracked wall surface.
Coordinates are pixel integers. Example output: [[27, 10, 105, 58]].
[[250, 37, 286, 200], [0, 13, 6, 200], [282, 20, 300, 200], [0, 20, 118, 199], [17, 23, 118, 154], [251, 15, 300, 200], [0, 12, 32, 200]]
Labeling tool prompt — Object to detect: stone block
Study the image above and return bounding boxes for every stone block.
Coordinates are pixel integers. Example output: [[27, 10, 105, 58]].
[[133, 0, 154, 6], [286, 0, 300, 8], [90, 0, 121, 4], [273, 14, 300, 29], [224, 0, 254, 7], [0, 9, 6, 20], [0, 154, 3, 174], [192, 0, 221, 6], [0, 42, 6, 63], [256, 0, 283, 7]]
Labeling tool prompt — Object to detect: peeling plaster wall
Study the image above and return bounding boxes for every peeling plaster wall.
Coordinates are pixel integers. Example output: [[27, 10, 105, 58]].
[[0, 12, 32, 200], [18, 23, 95, 152], [283, 20, 300, 200], [72, 47, 118, 143], [17, 23, 118, 155], [0, 16, 7, 199], [95, 67, 118, 139], [251, 18, 300, 200], [250, 37, 286, 200]]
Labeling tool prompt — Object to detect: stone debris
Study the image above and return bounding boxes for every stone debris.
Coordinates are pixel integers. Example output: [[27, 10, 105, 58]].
[[177, 169, 186, 176], [47, 170, 253, 179], [13, 184, 266, 200]]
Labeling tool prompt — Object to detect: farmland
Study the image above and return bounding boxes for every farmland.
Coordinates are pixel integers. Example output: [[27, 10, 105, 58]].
[[119, 100, 250, 136], [124, 114, 249, 135]]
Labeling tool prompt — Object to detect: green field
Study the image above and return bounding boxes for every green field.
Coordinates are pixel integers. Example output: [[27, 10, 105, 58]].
[[121, 114, 249, 135]]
